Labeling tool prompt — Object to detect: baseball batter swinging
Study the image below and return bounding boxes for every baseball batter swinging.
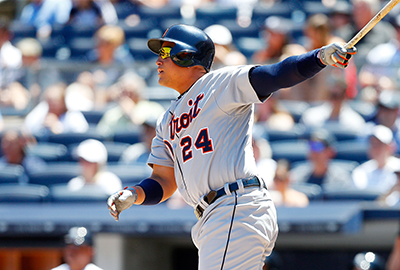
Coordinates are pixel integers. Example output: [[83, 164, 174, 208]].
[[107, 24, 356, 270]]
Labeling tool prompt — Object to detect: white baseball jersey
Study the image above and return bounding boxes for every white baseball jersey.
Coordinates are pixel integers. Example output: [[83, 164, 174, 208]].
[[148, 65, 263, 207]]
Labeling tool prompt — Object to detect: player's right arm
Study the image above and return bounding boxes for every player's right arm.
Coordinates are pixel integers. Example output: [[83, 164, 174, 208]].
[[107, 164, 176, 221]]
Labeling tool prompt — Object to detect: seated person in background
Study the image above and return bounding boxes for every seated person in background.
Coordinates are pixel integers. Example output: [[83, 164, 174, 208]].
[[377, 165, 400, 207], [251, 16, 305, 65], [51, 226, 103, 270], [68, 139, 122, 195], [269, 159, 309, 208], [290, 129, 354, 190], [119, 116, 157, 164], [18, 0, 72, 39], [67, 0, 105, 27], [299, 69, 365, 134], [15, 37, 62, 106], [363, 90, 400, 156], [352, 125, 400, 194], [23, 83, 89, 137], [203, 24, 247, 70], [96, 71, 164, 137], [0, 129, 47, 183], [85, 24, 134, 106]]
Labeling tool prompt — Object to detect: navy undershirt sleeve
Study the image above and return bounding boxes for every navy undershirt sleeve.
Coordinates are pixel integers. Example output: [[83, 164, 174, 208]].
[[249, 49, 326, 101]]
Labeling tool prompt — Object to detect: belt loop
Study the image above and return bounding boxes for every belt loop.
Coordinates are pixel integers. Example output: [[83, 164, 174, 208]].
[[237, 179, 245, 193], [224, 183, 232, 196], [198, 195, 209, 210]]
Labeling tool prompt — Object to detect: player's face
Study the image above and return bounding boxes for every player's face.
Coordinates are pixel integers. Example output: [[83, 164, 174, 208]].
[[156, 42, 183, 89], [156, 41, 204, 94]]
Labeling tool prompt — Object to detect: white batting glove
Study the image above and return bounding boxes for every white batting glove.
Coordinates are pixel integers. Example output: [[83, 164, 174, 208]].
[[107, 187, 138, 221], [319, 43, 357, 69]]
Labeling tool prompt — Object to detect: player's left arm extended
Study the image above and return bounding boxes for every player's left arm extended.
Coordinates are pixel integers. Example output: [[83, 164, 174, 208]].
[[107, 164, 176, 221], [249, 44, 356, 100]]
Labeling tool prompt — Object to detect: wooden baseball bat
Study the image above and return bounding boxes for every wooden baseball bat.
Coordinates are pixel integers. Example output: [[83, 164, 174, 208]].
[[345, 0, 400, 49]]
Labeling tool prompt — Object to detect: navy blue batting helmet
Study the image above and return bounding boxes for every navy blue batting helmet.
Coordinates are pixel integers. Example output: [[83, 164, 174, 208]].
[[147, 24, 215, 72]]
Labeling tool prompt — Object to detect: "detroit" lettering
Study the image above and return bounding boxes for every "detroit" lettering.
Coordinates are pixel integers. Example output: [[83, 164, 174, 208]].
[[169, 93, 204, 140]]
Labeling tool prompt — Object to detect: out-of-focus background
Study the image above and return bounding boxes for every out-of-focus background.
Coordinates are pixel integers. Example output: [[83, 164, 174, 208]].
[[0, 0, 400, 269]]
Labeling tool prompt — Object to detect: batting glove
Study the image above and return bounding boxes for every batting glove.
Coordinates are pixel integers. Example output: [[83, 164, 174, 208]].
[[319, 43, 357, 69], [107, 187, 138, 221]]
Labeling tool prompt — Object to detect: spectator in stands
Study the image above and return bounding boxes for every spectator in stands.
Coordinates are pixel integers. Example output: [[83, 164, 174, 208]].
[[0, 129, 47, 182], [352, 125, 400, 194], [377, 165, 400, 207], [329, 1, 353, 41], [119, 116, 157, 164], [290, 129, 354, 190], [363, 90, 400, 156], [96, 71, 164, 137], [23, 83, 89, 137], [204, 24, 247, 70], [269, 159, 309, 208], [352, 251, 385, 270], [252, 16, 305, 65], [68, 139, 122, 195], [345, 0, 396, 70], [358, 14, 400, 102], [84, 24, 133, 66], [387, 224, 400, 270], [15, 37, 62, 102], [299, 69, 366, 134], [82, 24, 134, 105], [67, 0, 105, 27], [19, 0, 73, 39], [51, 226, 103, 270], [0, 16, 23, 91]]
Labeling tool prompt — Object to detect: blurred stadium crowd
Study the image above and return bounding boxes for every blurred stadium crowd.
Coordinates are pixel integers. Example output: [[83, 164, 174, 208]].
[[0, 0, 400, 209]]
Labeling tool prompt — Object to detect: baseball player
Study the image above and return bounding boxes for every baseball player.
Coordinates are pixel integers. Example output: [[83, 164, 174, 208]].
[[107, 24, 356, 270]]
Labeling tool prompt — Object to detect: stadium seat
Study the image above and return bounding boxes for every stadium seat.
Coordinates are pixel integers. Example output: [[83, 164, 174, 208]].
[[28, 163, 80, 186], [291, 182, 323, 201], [0, 183, 50, 203], [323, 188, 381, 201], [26, 142, 69, 162], [0, 165, 26, 184], [106, 163, 152, 185], [68, 37, 96, 61], [118, 19, 157, 39], [333, 140, 369, 163], [270, 139, 309, 163], [81, 109, 106, 125], [9, 21, 36, 39], [279, 100, 310, 123], [264, 124, 307, 142], [45, 129, 106, 147], [137, 5, 182, 28], [195, 6, 237, 26], [112, 126, 142, 145], [50, 183, 109, 202], [218, 19, 260, 40], [128, 37, 158, 61], [235, 37, 264, 59]]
